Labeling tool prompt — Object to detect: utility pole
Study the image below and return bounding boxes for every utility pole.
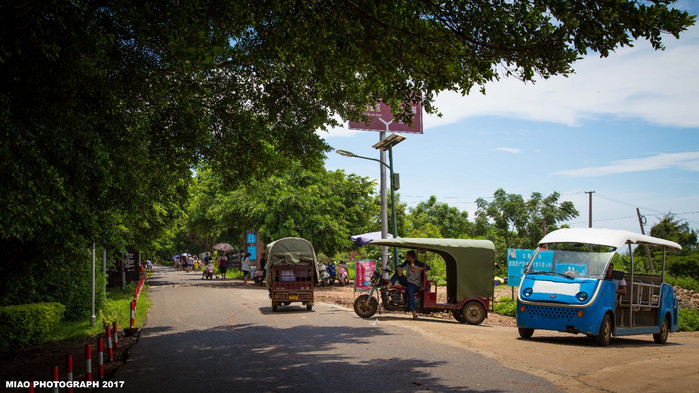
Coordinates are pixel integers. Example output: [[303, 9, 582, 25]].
[[637, 208, 655, 273], [585, 191, 595, 228]]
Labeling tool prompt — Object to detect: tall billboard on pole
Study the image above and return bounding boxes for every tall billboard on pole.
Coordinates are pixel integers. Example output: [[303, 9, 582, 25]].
[[348, 102, 423, 134]]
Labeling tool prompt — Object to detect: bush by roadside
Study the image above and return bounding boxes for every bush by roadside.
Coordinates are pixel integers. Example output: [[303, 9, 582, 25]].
[[0, 303, 65, 349]]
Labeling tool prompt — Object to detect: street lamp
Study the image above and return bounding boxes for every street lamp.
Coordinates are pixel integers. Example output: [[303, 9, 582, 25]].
[[336, 133, 405, 270]]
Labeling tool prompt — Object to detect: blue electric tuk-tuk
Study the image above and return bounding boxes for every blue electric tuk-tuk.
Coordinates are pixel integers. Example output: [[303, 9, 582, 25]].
[[516, 228, 681, 346]]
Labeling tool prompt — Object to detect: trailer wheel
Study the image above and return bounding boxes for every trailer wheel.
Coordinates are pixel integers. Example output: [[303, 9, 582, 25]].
[[354, 294, 378, 318], [596, 313, 612, 346], [462, 301, 486, 325], [653, 315, 670, 344], [307, 303, 313, 311], [518, 327, 534, 339], [272, 302, 278, 312]]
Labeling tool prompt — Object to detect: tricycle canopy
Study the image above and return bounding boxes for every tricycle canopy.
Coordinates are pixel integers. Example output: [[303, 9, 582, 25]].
[[265, 237, 321, 287], [370, 238, 495, 300]]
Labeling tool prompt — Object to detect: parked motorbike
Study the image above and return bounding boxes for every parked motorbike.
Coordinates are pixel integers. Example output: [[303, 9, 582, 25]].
[[253, 268, 265, 286], [203, 263, 215, 280], [318, 262, 330, 286], [353, 268, 423, 318], [323, 262, 338, 286], [336, 262, 350, 286]]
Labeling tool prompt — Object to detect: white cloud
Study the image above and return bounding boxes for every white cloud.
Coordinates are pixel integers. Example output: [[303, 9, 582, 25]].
[[425, 27, 699, 130], [495, 147, 521, 154], [551, 151, 699, 177]]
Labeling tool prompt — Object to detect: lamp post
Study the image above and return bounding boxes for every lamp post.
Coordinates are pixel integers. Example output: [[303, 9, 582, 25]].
[[336, 133, 405, 270]]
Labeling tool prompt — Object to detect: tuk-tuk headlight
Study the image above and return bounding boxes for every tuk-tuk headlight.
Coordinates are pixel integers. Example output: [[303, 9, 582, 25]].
[[576, 292, 589, 302], [523, 288, 533, 297]]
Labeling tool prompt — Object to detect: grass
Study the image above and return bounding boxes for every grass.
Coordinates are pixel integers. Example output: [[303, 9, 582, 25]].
[[47, 284, 151, 344]]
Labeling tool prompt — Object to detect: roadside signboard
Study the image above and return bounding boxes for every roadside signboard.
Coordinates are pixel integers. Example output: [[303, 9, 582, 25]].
[[348, 102, 423, 134], [355, 259, 376, 291], [508, 249, 587, 286]]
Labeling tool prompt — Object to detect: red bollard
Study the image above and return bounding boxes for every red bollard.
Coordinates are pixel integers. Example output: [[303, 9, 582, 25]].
[[85, 344, 92, 381], [51, 365, 58, 393], [98, 338, 104, 379], [66, 355, 74, 393], [105, 325, 114, 362], [130, 301, 136, 329], [112, 321, 119, 349]]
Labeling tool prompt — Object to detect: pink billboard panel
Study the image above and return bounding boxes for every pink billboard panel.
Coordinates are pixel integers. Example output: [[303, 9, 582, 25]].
[[348, 102, 423, 134], [354, 259, 377, 291]]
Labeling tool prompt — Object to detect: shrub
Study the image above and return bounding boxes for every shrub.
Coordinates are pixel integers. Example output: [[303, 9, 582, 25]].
[[0, 302, 65, 348], [494, 296, 517, 317], [666, 275, 699, 292], [678, 308, 699, 332]]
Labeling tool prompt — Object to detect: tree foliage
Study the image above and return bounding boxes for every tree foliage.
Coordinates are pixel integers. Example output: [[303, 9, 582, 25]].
[[475, 188, 579, 269], [648, 214, 699, 278], [407, 195, 473, 238], [178, 163, 378, 257]]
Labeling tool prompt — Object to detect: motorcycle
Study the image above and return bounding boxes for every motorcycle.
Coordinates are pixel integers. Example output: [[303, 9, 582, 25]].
[[253, 268, 265, 286], [203, 263, 215, 280], [336, 262, 350, 286], [353, 268, 424, 318], [318, 262, 331, 286], [324, 262, 338, 286]]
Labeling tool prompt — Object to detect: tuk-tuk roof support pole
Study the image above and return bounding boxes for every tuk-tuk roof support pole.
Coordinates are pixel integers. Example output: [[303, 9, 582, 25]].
[[388, 145, 399, 271]]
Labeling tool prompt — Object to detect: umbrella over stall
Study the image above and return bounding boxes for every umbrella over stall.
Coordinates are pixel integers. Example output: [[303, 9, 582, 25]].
[[213, 243, 235, 252]]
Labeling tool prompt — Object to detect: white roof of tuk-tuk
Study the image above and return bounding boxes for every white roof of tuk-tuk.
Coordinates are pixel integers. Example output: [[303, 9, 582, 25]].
[[539, 228, 681, 250]]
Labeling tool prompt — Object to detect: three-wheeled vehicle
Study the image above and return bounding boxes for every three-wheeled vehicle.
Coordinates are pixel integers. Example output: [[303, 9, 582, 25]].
[[354, 238, 495, 324], [516, 228, 682, 346], [265, 237, 321, 312]]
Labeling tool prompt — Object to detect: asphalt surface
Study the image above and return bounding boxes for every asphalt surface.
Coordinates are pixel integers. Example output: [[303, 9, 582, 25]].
[[113, 265, 562, 392]]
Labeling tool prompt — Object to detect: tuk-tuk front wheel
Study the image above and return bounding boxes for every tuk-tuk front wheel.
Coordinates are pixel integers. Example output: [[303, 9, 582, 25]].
[[518, 327, 534, 339], [596, 313, 613, 346], [462, 301, 486, 325], [354, 294, 378, 318]]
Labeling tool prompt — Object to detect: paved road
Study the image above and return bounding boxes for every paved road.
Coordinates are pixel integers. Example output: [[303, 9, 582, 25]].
[[113, 266, 562, 392]]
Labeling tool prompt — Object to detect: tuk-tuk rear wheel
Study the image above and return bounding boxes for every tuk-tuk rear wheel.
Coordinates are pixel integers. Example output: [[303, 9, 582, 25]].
[[653, 315, 670, 344], [462, 301, 486, 325], [272, 302, 278, 312]]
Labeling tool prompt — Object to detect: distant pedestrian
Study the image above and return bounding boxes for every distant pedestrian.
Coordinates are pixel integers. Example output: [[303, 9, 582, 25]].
[[259, 253, 267, 278], [218, 254, 227, 279], [241, 253, 251, 285]]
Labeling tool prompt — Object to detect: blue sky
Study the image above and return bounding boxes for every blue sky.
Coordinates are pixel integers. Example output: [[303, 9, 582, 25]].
[[322, 3, 699, 234]]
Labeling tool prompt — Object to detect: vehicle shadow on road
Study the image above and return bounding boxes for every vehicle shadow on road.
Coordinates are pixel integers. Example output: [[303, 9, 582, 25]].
[[117, 323, 504, 392], [517, 335, 682, 348]]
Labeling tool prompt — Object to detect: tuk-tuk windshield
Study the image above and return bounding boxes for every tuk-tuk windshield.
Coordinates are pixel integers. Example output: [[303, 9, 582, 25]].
[[524, 243, 617, 279]]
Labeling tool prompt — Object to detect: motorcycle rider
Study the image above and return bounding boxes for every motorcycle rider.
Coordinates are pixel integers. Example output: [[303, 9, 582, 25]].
[[385, 250, 430, 320]]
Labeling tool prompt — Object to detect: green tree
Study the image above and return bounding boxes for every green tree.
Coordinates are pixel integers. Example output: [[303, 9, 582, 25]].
[[648, 214, 698, 278], [475, 188, 579, 269], [407, 195, 473, 238], [194, 162, 378, 257]]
